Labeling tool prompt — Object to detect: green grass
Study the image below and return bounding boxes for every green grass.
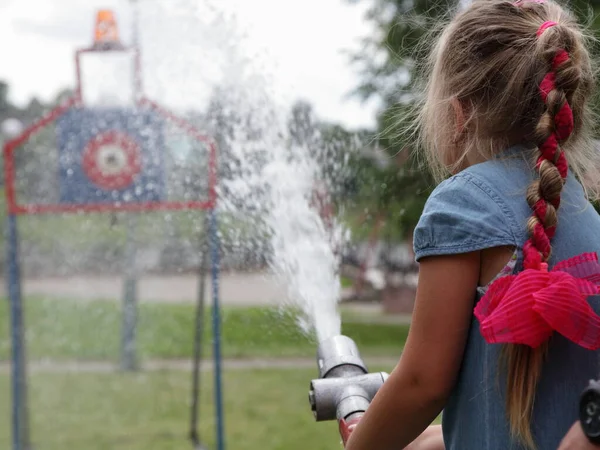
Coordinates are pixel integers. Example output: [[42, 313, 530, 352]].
[[0, 299, 412, 449], [0, 298, 409, 362], [0, 367, 395, 450], [340, 276, 354, 289], [0, 186, 271, 258], [10, 211, 256, 254]]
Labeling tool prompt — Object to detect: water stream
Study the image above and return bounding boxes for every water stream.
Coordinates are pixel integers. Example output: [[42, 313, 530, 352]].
[[136, 0, 348, 340]]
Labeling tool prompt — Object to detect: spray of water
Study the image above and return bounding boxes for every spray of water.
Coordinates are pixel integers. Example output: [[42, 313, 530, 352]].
[[262, 119, 344, 341], [137, 0, 347, 340], [210, 81, 345, 341]]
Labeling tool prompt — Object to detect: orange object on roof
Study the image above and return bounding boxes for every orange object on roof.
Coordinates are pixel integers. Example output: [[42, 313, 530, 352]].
[[94, 9, 121, 47]]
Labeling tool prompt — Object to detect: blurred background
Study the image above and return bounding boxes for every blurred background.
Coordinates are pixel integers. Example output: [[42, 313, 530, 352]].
[[1, 0, 600, 449]]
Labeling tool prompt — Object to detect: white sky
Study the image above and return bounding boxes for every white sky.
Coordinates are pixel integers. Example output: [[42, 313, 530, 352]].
[[0, 0, 380, 129]]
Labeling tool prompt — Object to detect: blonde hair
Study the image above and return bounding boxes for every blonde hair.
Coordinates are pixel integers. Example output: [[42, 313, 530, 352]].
[[416, 1, 598, 448], [418, 0, 598, 190]]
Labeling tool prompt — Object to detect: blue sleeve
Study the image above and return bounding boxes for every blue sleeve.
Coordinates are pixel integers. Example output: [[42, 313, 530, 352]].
[[413, 173, 517, 262]]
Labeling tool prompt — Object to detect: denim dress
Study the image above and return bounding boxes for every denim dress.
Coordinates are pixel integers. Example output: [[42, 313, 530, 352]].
[[413, 148, 600, 450]]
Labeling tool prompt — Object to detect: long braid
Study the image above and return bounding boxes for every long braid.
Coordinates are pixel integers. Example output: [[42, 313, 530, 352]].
[[505, 23, 576, 448], [524, 46, 573, 268]]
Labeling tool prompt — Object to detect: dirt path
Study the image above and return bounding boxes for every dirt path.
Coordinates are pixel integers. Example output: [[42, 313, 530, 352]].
[[0, 272, 291, 306], [0, 356, 398, 374], [0, 271, 375, 312]]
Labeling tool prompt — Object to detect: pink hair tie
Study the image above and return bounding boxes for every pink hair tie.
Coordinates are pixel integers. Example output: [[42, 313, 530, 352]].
[[537, 21, 558, 37], [474, 252, 600, 350]]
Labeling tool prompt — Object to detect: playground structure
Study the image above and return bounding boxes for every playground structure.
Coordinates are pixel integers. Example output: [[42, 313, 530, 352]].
[[4, 9, 225, 450]]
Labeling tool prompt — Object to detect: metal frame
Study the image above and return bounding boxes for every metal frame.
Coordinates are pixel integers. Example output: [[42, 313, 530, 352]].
[[4, 42, 226, 450], [3, 98, 217, 215]]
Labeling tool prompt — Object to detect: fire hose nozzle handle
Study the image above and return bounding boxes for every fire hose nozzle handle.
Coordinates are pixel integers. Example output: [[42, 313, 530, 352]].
[[339, 413, 364, 446]]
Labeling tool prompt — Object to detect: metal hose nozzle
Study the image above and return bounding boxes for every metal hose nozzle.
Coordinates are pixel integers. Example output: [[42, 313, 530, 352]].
[[309, 335, 388, 429]]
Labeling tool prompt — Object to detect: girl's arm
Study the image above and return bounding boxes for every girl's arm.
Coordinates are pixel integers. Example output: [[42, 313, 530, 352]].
[[345, 252, 480, 450], [404, 425, 445, 450]]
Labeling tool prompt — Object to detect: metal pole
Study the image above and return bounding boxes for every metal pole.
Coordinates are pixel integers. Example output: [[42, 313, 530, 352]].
[[7, 213, 30, 450], [120, 213, 139, 371], [130, 0, 139, 49], [190, 215, 209, 450], [209, 208, 225, 450], [129, 0, 143, 103]]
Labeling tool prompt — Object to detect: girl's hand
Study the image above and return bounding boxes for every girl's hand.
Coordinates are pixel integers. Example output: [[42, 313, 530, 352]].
[[557, 421, 599, 450], [404, 425, 445, 450]]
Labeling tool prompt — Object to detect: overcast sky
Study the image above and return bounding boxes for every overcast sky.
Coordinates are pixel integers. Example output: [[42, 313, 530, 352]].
[[0, 0, 380, 129]]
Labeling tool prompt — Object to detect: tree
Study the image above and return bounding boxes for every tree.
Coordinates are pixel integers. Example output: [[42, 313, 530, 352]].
[[288, 101, 358, 204], [0, 81, 25, 123], [317, 121, 371, 205], [53, 88, 76, 106], [344, 0, 449, 240], [0, 81, 8, 112]]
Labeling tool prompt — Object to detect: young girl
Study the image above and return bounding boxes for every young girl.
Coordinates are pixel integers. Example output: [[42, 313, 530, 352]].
[[345, 1, 600, 449]]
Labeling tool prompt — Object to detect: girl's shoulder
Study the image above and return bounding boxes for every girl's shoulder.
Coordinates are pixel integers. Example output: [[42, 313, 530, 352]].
[[413, 159, 527, 262], [430, 148, 534, 205]]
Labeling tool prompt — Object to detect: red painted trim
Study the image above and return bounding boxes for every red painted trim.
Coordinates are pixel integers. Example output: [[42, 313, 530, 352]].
[[3, 97, 79, 214], [7, 98, 77, 151], [139, 97, 219, 204], [11, 200, 215, 216], [3, 93, 218, 216], [139, 98, 216, 145], [82, 130, 142, 190]]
